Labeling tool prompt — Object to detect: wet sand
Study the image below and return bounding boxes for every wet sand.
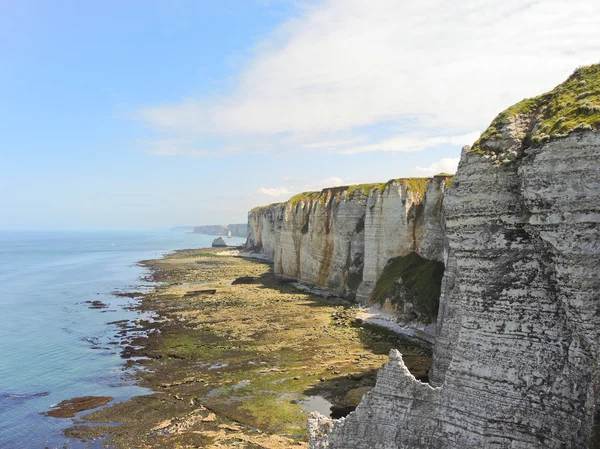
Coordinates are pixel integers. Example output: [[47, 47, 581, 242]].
[[69, 248, 431, 448]]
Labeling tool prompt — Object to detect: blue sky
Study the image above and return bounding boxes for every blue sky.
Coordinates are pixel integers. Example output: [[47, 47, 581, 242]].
[[1, 0, 598, 230]]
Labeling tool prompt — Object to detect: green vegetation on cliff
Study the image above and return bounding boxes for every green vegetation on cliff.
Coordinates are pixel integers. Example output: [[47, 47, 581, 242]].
[[371, 252, 444, 322], [249, 202, 285, 215], [472, 63, 600, 154], [278, 178, 433, 210], [250, 175, 455, 214]]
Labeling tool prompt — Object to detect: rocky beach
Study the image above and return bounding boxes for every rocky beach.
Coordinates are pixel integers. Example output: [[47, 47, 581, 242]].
[[68, 248, 431, 448]]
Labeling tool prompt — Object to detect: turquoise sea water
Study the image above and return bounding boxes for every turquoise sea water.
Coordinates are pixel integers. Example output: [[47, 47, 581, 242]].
[[0, 230, 245, 449]]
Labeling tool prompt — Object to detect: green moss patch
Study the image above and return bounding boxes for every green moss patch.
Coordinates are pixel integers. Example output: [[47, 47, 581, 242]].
[[371, 252, 444, 322], [472, 63, 600, 154]]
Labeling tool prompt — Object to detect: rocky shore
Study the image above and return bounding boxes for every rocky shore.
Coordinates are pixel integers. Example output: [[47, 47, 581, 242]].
[[68, 248, 431, 448]]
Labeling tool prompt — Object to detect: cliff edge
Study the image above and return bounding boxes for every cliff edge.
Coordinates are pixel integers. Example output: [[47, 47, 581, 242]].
[[309, 64, 600, 448], [246, 176, 451, 325]]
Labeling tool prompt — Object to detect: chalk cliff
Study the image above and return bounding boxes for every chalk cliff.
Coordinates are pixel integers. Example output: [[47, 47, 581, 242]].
[[193, 223, 248, 238], [309, 64, 600, 448], [247, 176, 450, 323]]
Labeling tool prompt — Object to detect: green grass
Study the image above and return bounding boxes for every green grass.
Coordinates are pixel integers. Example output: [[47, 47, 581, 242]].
[[274, 178, 433, 210], [370, 252, 444, 322], [345, 183, 386, 197], [288, 191, 323, 207], [249, 202, 285, 215], [250, 178, 434, 215], [472, 63, 600, 154]]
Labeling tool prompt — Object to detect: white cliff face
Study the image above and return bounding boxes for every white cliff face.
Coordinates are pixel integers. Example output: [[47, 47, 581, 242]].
[[246, 205, 283, 260], [226, 223, 248, 238], [193, 223, 248, 238], [246, 178, 448, 306], [309, 130, 600, 449], [357, 180, 447, 303]]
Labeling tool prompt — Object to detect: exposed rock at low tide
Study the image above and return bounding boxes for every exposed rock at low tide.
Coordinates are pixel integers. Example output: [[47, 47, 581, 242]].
[[211, 237, 227, 248], [46, 396, 113, 418]]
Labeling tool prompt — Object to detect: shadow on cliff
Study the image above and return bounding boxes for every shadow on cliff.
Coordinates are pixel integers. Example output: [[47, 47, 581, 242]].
[[301, 369, 379, 418], [301, 362, 429, 419]]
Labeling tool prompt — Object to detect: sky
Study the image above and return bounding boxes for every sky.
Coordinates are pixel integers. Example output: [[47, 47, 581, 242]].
[[1, 0, 599, 230]]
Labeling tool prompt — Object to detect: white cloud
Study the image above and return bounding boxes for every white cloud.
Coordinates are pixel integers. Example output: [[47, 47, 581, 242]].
[[337, 132, 480, 155], [257, 176, 346, 200], [258, 187, 291, 196], [415, 158, 460, 176], [304, 176, 345, 190], [146, 138, 215, 157], [137, 0, 600, 156]]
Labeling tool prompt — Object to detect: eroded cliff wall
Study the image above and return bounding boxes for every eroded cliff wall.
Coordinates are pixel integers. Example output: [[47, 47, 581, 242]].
[[246, 177, 450, 319], [309, 64, 600, 449]]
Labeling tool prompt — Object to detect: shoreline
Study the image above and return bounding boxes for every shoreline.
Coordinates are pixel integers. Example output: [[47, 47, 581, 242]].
[[68, 247, 432, 448]]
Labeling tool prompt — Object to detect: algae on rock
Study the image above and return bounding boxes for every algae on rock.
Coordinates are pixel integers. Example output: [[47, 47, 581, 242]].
[[370, 252, 444, 324]]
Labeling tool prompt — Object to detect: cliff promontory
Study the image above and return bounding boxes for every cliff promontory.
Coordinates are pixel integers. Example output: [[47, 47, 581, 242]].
[[247, 176, 452, 324], [309, 64, 600, 448], [193, 223, 248, 238]]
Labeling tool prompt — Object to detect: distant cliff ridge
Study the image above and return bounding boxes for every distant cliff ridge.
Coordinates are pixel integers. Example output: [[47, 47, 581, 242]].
[[193, 223, 248, 238], [170, 226, 195, 232], [246, 175, 451, 324], [309, 64, 600, 449]]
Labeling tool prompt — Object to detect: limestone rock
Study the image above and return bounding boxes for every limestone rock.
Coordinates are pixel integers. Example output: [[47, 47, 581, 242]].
[[194, 223, 248, 238], [246, 177, 450, 319], [211, 237, 227, 247], [309, 64, 600, 449]]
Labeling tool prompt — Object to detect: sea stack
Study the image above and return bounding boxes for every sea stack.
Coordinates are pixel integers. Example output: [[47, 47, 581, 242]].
[[211, 237, 227, 248]]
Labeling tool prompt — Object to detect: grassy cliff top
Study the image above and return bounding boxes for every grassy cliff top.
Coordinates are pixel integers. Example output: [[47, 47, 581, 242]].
[[286, 177, 435, 208], [472, 63, 600, 154], [248, 202, 286, 215], [249, 177, 444, 214]]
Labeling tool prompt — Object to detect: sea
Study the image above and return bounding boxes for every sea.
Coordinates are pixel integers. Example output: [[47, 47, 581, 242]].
[[0, 230, 246, 449]]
